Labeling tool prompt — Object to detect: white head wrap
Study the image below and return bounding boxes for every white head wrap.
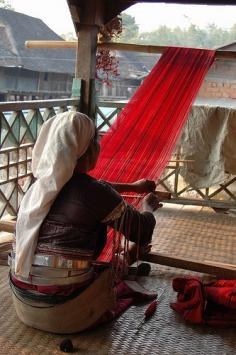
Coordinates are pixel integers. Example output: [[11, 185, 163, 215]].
[[15, 111, 95, 277]]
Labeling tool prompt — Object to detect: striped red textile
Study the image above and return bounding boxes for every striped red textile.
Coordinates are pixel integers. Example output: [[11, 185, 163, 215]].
[[97, 229, 114, 262], [94, 47, 215, 262]]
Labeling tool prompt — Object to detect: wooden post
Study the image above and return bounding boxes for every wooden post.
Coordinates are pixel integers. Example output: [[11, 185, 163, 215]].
[[76, 25, 98, 119], [72, 0, 105, 120]]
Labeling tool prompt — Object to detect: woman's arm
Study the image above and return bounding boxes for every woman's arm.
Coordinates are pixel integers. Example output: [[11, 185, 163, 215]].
[[141, 192, 163, 213], [107, 193, 162, 247], [109, 179, 156, 194]]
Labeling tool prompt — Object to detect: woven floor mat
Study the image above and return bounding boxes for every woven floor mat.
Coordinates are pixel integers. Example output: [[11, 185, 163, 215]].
[[1, 264, 236, 355], [152, 205, 236, 265]]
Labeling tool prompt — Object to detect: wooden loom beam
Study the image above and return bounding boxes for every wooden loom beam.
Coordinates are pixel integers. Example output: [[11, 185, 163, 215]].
[[141, 252, 236, 278], [25, 41, 236, 60]]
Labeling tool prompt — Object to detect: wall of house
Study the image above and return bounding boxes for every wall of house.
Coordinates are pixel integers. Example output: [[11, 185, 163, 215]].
[[0, 67, 73, 101], [0, 67, 38, 92], [96, 78, 140, 99], [38, 72, 73, 95], [197, 60, 236, 100], [199, 79, 236, 99]]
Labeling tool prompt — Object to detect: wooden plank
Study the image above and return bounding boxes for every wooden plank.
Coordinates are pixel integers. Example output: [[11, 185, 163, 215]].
[[141, 251, 236, 278]]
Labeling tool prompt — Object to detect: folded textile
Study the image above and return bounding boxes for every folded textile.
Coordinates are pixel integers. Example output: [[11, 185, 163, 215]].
[[171, 277, 236, 327]]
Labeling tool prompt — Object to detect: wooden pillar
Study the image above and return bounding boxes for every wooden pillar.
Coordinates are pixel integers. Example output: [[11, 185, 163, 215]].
[[74, 0, 105, 121], [76, 24, 99, 119]]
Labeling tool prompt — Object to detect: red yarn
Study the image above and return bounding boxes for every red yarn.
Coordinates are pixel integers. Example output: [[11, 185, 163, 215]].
[[94, 47, 215, 262]]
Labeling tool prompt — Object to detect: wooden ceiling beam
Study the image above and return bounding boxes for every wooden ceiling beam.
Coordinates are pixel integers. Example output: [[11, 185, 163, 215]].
[[67, 0, 236, 31], [109, 0, 236, 5], [67, 0, 105, 33], [104, 1, 137, 24]]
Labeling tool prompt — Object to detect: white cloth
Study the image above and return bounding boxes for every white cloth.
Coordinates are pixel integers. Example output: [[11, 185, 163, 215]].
[[179, 105, 235, 188], [15, 111, 95, 277]]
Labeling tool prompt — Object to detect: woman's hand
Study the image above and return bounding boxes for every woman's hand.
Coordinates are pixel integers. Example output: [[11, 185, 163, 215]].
[[142, 193, 163, 212], [132, 179, 156, 193]]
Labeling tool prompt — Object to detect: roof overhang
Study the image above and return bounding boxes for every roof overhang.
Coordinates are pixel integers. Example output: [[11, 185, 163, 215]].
[[67, 0, 236, 31]]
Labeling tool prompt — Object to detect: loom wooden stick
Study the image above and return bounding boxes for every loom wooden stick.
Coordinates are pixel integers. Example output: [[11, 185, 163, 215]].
[[25, 40, 236, 60], [142, 252, 236, 277], [121, 190, 171, 200], [169, 159, 194, 163], [204, 260, 236, 269], [25, 40, 77, 49]]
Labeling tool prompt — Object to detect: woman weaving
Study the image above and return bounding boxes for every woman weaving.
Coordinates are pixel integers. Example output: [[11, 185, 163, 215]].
[[10, 112, 161, 333]]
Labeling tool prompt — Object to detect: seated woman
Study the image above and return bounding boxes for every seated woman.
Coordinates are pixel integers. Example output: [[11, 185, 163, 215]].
[[9, 112, 162, 334]]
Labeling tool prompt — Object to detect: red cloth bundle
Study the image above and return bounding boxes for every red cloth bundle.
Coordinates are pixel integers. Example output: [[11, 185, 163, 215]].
[[171, 277, 236, 327]]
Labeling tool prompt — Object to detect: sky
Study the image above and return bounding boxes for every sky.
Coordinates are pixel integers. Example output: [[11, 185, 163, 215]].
[[10, 0, 236, 36]]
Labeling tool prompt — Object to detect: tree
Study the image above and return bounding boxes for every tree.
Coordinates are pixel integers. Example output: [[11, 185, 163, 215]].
[[229, 24, 236, 43], [0, 0, 14, 10], [205, 23, 229, 48], [133, 23, 235, 49], [118, 13, 139, 43]]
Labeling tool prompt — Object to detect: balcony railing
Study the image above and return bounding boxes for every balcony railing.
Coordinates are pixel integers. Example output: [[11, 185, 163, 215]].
[[0, 98, 235, 219]]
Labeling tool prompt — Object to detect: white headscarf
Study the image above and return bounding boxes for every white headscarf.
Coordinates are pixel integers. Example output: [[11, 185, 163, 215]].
[[15, 111, 95, 277]]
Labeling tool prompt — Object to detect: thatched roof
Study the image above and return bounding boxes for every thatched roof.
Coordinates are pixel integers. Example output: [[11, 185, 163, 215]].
[[0, 8, 75, 74]]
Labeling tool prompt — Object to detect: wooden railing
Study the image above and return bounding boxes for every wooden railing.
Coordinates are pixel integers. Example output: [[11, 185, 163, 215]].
[[0, 98, 79, 218], [0, 97, 235, 219]]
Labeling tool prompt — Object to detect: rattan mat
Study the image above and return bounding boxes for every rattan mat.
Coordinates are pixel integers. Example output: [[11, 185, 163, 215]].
[[152, 205, 236, 266], [1, 206, 236, 354]]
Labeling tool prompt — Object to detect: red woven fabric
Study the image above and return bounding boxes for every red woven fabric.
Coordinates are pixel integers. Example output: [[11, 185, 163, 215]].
[[92, 47, 215, 183], [94, 47, 215, 262], [97, 228, 114, 262]]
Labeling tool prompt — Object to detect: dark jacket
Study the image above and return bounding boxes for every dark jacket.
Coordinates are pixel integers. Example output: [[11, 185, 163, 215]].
[[37, 173, 156, 259]]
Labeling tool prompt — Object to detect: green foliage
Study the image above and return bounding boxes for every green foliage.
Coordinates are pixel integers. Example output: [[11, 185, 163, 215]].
[[119, 13, 139, 43], [120, 13, 236, 49]]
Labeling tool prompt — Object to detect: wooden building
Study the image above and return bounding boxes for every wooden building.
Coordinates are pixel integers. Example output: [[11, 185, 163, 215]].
[[0, 8, 76, 101], [97, 51, 159, 98]]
